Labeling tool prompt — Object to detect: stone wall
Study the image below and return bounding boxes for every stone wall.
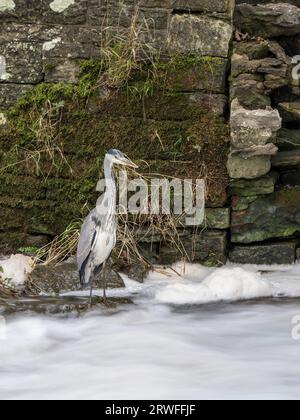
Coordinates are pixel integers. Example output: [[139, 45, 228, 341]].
[[228, 0, 300, 264], [0, 0, 234, 266], [0, 0, 233, 108], [1, 1, 300, 266]]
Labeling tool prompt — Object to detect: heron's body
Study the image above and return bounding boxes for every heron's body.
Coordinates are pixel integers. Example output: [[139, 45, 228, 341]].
[[77, 150, 137, 301], [78, 209, 117, 286]]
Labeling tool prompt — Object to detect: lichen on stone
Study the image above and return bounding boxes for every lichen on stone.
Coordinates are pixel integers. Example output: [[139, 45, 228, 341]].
[[49, 0, 75, 13], [43, 38, 62, 52], [0, 0, 15, 12]]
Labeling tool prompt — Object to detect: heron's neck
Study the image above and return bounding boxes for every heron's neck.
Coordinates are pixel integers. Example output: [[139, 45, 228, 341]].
[[96, 156, 116, 215]]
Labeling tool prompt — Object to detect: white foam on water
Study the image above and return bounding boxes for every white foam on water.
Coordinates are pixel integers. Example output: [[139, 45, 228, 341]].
[[1, 297, 300, 399], [1, 261, 300, 399], [116, 262, 300, 305], [151, 265, 272, 304], [0, 254, 34, 286], [64, 262, 300, 304]]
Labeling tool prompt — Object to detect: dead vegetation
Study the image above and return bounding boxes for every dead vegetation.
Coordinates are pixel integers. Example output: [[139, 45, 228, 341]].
[[0, 4, 229, 272]]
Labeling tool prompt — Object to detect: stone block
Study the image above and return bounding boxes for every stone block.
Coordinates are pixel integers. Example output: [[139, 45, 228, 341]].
[[0, 0, 88, 24], [277, 129, 300, 151], [278, 102, 300, 123], [159, 230, 227, 266], [229, 172, 278, 197], [272, 150, 300, 169], [231, 187, 300, 243], [44, 58, 80, 83], [0, 41, 43, 84], [168, 14, 232, 58], [205, 208, 230, 230], [231, 195, 259, 211], [172, 0, 231, 13], [229, 241, 297, 265], [227, 154, 272, 180], [235, 3, 300, 38], [189, 93, 227, 116], [230, 99, 282, 151]]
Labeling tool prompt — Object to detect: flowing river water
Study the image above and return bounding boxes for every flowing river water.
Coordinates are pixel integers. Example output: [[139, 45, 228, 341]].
[[0, 262, 300, 400]]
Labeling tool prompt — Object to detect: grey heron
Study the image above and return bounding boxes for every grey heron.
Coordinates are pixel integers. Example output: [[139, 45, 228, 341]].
[[77, 149, 138, 303]]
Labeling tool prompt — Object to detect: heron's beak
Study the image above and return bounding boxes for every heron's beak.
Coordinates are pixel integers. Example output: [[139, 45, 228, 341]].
[[121, 157, 139, 169]]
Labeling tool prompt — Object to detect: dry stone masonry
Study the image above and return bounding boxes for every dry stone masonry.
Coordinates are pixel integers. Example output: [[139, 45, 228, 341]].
[[229, 0, 300, 264], [1, 0, 300, 266]]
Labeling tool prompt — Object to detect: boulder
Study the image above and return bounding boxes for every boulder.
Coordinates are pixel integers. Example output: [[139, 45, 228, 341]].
[[229, 241, 297, 265], [168, 14, 232, 58], [235, 3, 300, 38], [231, 187, 300, 243], [26, 258, 125, 295]]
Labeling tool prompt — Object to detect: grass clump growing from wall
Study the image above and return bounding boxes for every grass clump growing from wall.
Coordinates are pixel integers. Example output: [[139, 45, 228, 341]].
[[0, 10, 230, 259]]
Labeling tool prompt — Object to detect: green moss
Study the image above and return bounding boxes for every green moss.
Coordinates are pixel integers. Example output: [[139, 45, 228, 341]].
[[0, 55, 230, 252], [0, 232, 28, 254], [17, 246, 39, 254], [126, 54, 227, 95]]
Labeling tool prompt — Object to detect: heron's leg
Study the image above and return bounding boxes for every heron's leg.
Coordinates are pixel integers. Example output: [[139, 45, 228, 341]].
[[102, 262, 107, 301], [89, 282, 93, 307], [88, 273, 95, 308]]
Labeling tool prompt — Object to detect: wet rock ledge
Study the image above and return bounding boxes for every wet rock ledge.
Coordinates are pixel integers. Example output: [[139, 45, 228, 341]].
[[0, 257, 133, 315], [0, 295, 133, 316]]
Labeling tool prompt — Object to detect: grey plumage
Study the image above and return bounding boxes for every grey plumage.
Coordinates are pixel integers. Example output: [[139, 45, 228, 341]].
[[77, 208, 102, 286], [77, 149, 138, 299]]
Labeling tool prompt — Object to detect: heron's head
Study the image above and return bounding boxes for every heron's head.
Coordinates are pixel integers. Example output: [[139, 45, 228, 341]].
[[106, 149, 138, 169]]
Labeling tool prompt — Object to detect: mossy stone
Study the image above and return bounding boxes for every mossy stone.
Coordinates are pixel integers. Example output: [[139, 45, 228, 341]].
[[231, 187, 300, 243], [229, 172, 278, 197]]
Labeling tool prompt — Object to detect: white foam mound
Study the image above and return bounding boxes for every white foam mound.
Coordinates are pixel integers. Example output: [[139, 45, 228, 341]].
[[0, 254, 34, 286], [155, 266, 272, 305]]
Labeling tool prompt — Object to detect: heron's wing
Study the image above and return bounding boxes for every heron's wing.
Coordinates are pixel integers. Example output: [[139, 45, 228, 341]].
[[77, 208, 101, 270]]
